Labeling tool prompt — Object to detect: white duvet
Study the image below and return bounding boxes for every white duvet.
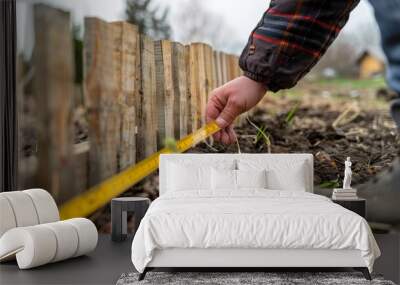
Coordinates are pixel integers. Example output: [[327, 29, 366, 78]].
[[131, 190, 380, 273]]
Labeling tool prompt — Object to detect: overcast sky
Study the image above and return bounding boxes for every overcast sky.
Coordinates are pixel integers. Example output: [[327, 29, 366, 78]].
[[164, 0, 379, 50], [17, 0, 380, 57]]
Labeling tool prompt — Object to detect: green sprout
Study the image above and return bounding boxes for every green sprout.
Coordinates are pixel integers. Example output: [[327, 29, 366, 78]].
[[285, 102, 300, 125], [246, 117, 271, 152], [255, 125, 270, 145]]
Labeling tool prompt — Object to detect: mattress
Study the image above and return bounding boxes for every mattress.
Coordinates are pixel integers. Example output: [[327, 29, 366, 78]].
[[131, 190, 380, 273]]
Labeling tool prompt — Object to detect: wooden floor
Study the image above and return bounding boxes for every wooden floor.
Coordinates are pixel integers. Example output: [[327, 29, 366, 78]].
[[0, 233, 398, 285]]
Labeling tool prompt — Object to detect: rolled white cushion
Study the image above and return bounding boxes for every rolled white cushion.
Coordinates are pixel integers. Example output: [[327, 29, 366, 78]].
[[0, 226, 57, 269], [23, 189, 59, 223], [0, 196, 17, 237], [42, 221, 79, 262], [0, 218, 98, 269], [236, 169, 267, 189], [64, 218, 98, 257], [0, 192, 39, 227]]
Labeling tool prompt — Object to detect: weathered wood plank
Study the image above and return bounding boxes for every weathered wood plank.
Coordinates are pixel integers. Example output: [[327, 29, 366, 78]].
[[72, 149, 89, 197], [154, 40, 165, 149], [161, 40, 175, 139], [84, 17, 120, 186], [213, 51, 223, 87], [204, 44, 215, 105], [204, 45, 216, 143], [112, 21, 138, 169], [171, 43, 181, 139], [154, 40, 176, 147], [33, 4, 74, 202], [221, 52, 229, 84], [71, 106, 89, 196], [139, 35, 157, 158], [197, 44, 208, 127], [227, 54, 237, 81], [185, 45, 192, 134], [172, 42, 188, 138], [189, 44, 200, 131]]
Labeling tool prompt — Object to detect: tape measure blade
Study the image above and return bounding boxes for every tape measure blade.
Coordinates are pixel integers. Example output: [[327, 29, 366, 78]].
[[59, 122, 220, 219]]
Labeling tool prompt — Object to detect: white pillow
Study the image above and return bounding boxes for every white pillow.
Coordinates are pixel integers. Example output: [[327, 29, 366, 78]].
[[167, 159, 236, 192], [267, 166, 307, 191], [211, 169, 268, 190], [211, 168, 236, 190], [238, 159, 307, 191], [168, 163, 211, 191], [236, 169, 267, 189]]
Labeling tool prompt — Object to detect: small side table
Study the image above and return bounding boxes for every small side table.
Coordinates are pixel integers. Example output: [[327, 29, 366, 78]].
[[111, 197, 150, 242], [332, 198, 366, 218]]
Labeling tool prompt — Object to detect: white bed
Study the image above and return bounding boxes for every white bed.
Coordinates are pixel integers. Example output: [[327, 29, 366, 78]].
[[131, 154, 380, 280]]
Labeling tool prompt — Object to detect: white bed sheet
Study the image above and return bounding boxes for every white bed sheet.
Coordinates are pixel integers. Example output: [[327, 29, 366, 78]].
[[131, 190, 380, 273]]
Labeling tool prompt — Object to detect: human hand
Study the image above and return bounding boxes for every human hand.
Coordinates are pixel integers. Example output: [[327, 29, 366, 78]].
[[206, 76, 267, 144]]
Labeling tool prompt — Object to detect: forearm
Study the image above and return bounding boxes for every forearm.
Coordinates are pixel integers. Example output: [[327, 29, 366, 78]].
[[239, 0, 360, 92]]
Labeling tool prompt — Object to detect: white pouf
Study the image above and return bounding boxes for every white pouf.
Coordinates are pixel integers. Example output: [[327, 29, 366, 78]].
[[23, 189, 59, 224], [0, 189, 60, 236], [65, 218, 98, 257], [42, 221, 79, 262], [1, 191, 39, 227], [0, 189, 98, 269], [0, 226, 57, 269], [0, 196, 17, 237], [0, 218, 98, 269]]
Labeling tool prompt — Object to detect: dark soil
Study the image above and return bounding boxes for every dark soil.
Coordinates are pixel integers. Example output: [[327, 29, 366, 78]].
[[194, 96, 399, 187], [93, 94, 400, 233]]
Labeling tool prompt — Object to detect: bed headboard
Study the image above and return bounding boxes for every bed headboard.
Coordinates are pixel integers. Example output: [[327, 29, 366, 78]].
[[159, 153, 314, 195]]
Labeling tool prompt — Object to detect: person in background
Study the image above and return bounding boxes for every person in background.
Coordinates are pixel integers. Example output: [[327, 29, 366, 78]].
[[206, 0, 400, 225]]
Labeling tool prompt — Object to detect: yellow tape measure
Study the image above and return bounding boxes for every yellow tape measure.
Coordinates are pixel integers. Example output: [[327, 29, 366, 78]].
[[59, 122, 221, 220]]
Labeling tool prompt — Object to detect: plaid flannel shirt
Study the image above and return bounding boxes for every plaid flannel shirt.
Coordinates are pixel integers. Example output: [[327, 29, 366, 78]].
[[239, 0, 360, 92]]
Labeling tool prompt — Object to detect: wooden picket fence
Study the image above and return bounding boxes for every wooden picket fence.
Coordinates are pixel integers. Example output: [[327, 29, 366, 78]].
[[21, 4, 242, 203]]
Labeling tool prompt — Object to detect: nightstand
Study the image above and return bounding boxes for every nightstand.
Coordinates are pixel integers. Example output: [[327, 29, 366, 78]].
[[332, 198, 366, 218], [111, 197, 150, 242]]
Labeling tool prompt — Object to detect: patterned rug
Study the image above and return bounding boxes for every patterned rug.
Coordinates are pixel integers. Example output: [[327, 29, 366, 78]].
[[117, 272, 395, 285]]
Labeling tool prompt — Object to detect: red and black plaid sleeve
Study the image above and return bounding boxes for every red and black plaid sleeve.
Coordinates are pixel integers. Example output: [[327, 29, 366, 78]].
[[239, 0, 360, 92]]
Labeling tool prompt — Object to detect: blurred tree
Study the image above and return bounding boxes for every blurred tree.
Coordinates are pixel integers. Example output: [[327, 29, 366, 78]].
[[126, 0, 171, 39], [173, 0, 241, 54]]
